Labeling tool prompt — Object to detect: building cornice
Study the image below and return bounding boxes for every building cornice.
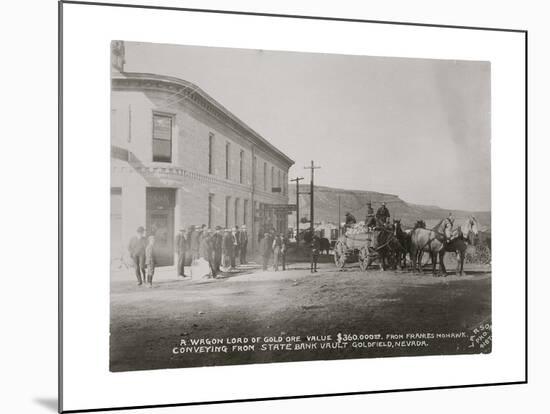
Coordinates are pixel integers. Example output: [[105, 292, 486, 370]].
[[111, 161, 288, 202], [112, 72, 295, 169]]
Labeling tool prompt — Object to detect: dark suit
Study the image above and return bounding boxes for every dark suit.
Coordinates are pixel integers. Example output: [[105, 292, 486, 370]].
[[210, 233, 223, 276], [232, 231, 240, 268], [281, 236, 288, 270], [365, 206, 376, 228], [376, 206, 390, 225], [272, 236, 282, 271], [128, 235, 147, 283], [190, 230, 200, 261], [175, 232, 187, 277], [310, 236, 320, 272], [212, 233, 223, 273], [222, 232, 233, 269], [239, 230, 248, 264]]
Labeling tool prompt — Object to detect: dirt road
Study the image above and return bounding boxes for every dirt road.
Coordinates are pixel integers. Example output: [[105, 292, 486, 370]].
[[110, 260, 491, 372]]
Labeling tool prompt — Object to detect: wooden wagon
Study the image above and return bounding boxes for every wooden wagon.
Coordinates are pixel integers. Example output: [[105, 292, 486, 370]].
[[333, 227, 375, 271]]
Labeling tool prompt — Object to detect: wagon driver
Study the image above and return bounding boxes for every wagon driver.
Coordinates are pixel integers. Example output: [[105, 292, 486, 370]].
[[365, 201, 376, 228], [375, 202, 391, 226], [343, 212, 356, 234]]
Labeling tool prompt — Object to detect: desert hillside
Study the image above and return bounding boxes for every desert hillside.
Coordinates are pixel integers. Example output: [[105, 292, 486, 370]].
[[288, 184, 491, 230]]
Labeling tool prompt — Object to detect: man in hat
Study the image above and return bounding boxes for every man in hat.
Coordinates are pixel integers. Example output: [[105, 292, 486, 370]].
[[280, 233, 288, 271], [212, 226, 223, 276], [189, 225, 200, 262], [231, 226, 240, 269], [272, 233, 283, 271], [259, 232, 273, 271], [222, 228, 233, 270], [199, 228, 211, 261], [376, 202, 391, 226], [199, 228, 215, 277], [365, 202, 376, 228], [239, 225, 249, 265], [175, 228, 189, 278], [145, 235, 157, 288], [128, 226, 147, 285], [343, 212, 356, 234]]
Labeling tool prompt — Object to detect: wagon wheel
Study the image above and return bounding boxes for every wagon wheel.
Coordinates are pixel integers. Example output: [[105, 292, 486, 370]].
[[358, 247, 368, 272], [334, 241, 346, 269]]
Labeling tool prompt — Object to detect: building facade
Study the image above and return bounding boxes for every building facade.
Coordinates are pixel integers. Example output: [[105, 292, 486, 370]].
[[110, 53, 294, 266]]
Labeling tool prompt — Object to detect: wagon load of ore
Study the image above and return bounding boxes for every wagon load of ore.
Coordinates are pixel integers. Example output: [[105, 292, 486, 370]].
[[345, 223, 370, 235]]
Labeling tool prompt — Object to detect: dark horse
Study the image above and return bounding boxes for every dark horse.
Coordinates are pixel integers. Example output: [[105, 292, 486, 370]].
[[392, 219, 411, 269], [319, 237, 331, 255], [370, 225, 405, 270], [442, 216, 480, 275]]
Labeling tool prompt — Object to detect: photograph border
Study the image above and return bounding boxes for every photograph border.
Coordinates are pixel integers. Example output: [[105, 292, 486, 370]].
[[58, 1, 528, 412]]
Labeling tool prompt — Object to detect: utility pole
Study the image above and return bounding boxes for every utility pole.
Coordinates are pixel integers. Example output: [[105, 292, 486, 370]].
[[304, 160, 321, 234], [290, 177, 304, 245], [338, 194, 341, 237]]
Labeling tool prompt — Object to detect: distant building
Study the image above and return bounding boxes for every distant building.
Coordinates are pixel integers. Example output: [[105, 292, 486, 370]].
[[315, 222, 340, 245], [110, 42, 294, 265]]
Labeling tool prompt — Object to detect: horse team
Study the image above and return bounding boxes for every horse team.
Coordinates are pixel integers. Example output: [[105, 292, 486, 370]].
[[358, 216, 480, 277]]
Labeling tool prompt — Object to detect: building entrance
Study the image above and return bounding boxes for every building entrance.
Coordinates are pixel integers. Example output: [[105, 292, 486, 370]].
[[146, 188, 175, 266]]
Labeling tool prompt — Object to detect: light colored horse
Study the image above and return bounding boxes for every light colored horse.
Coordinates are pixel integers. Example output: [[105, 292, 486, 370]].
[[410, 216, 480, 276], [410, 225, 446, 276]]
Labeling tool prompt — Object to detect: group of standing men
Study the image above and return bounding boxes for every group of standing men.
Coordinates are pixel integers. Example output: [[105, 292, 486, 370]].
[[127, 226, 157, 287], [175, 224, 249, 279], [258, 230, 288, 272]]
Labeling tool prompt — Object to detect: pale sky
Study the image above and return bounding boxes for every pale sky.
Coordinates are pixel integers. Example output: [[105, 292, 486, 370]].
[[122, 41, 491, 211]]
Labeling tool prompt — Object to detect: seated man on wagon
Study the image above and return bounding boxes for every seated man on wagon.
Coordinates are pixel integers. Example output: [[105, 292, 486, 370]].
[[375, 202, 391, 227], [343, 212, 357, 234], [365, 201, 376, 229]]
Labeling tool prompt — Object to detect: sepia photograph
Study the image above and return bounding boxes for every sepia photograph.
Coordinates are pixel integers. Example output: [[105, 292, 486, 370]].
[[110, 40, 492, 372]]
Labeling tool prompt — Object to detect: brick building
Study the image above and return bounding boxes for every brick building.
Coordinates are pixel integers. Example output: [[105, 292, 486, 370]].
[[110, 42, 294, 266]]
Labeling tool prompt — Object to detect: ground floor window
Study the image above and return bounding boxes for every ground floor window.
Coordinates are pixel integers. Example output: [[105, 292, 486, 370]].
[[234, 198, 240, 227], [243, 199, 248, 227], [208, 193, 214, 228]]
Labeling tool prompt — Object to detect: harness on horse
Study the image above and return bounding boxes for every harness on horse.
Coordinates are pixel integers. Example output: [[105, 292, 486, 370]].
[[367, 228, 396, 254]]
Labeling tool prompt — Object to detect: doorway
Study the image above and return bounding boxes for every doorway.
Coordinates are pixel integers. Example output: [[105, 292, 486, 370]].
[[146, 188, 175, 266]]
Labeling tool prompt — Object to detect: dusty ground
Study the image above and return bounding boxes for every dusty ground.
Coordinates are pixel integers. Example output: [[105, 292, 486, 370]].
[[110, 255, 491, 372]]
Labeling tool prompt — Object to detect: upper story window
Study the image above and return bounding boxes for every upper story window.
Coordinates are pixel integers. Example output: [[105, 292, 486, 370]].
[[225, 142, 230, 180], [208, 133, 215, 175], [152, 113, 172, 163], [253, 156, 257, 187], [239, 150, 244, 184], [271, 166, 274, 190], [263, 162, 267, 191]]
